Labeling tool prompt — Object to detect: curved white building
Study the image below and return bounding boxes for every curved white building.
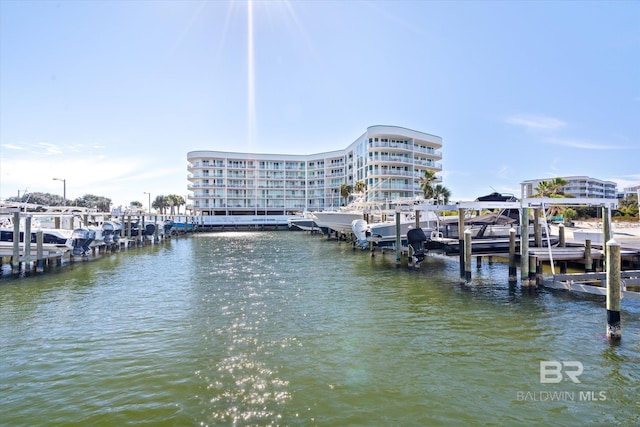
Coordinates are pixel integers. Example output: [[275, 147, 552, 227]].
[[187, 125, 442, 220]]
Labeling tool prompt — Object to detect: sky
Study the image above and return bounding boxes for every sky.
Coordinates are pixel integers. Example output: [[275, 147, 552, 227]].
[[1, 0, 638, 209]]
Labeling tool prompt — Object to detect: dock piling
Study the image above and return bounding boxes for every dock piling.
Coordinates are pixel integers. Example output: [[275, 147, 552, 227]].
[[395, 209, 401, 268], [606, 239, 622, 341], [36, 231, 44, 273], [458, 208, 465, 279], [464, 229, 472, 283], [12, 212, 20, 273], [520, 207, 530, 284], [24, 215, 32, 266], [508, 227, 517, 283], [585, 239, 593, 272]]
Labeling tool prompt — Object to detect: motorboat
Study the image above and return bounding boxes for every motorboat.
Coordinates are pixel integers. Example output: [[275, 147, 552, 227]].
[[0, 216, 74, 251], [287, 212, 319, 232], [312, 198, 385, 236], [363, 210, 439, 248]]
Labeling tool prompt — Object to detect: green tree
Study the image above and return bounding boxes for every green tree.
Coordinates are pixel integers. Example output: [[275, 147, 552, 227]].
[[171, 194, 186, 214], [340, 183, 353, 206], [153, 195, 167, 214], [6, 192, 61, 207], [419, 170, 437, 199], [130, 201, 143, 209], [354, 180, 367, 195], [548, 177, 568, 197], [615, 193, 639, 220], [432, 184, 451, 205], [165, 194, 185, 215], [72, 194, 112, 212], [534, 178, 568, 198], [562, 207, 578, 224], [534, 178, 570, 217], [533, 180, 552, 197]]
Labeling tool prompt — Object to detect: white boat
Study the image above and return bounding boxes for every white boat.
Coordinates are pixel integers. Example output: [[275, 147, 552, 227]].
[[0, 216, 74, 251], [312, 197, 386, 235], [287, 212, 319, 231], [359, 210, 439, 247]]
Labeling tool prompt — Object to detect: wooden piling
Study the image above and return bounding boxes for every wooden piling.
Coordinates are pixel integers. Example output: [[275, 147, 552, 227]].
[[415, 209, 420, 229], [602, 206, 612, 271], [36, 231, 44, 273], [154, 215, 159, 242], [558, 224, 567, 273], [606, 239, 621, 341], [520, 207, 530, 284], [508, 227, 517, 283], [585, 239, 593, 272], [458, 208, 465, 279], [528, 255, 537, 284], [24, 216, 32, 266], [534, 208, 541, 247], [395, 209, 401, 268], [12, 211, 20, 273], [464, 229, 472, 283]]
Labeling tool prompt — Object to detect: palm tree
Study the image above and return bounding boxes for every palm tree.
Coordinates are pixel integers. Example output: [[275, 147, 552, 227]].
[[548, 177, 568, 197], [354, 180, 367, 195], [534, 178, 568, 198], [339, 183, 353, 206], [535, 178, 570, 217], [152, 195, 168, 214], [534, 180, 552, 197], [173, 195, 185, 214], [419, 170, 437, 199], [432, 184, 451, 205], [166, 194, 179, 215]]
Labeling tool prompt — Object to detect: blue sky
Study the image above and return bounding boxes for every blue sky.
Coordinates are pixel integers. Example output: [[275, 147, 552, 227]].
[[1, 0, 638, 209]]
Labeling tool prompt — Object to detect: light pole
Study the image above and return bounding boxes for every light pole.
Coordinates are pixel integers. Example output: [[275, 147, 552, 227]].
[[53, 178, 66, 206], [144, 192, 151, 214]]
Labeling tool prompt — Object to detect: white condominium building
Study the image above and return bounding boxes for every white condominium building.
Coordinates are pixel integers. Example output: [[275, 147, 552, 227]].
[[521, 176, 617, 199], [187, 125, 443, 217]]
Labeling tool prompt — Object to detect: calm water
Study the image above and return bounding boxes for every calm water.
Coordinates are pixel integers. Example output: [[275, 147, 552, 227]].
[[1, 232, 639, 426]]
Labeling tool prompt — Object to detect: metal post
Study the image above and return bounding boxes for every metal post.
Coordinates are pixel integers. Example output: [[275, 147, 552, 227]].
[[53, 178, 66, 206]]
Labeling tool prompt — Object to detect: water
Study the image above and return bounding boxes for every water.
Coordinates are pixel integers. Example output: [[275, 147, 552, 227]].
[[1, 232, 639, 426]]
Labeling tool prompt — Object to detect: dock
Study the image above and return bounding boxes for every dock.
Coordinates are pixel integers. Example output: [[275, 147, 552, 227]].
[[0, 209, 197, 277], [545, 271, 640, 300]]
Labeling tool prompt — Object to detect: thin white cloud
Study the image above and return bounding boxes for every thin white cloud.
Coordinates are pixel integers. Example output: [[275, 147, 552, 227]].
[[494, 165, 510, 179], [35, 142, 64, 155], [505, 115, 566, 131], [545, 137, 628, 150], [1, 144, 26, 151]]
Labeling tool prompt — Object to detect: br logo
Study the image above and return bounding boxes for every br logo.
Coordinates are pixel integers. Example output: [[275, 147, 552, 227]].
[[540, 361, 584, 384]]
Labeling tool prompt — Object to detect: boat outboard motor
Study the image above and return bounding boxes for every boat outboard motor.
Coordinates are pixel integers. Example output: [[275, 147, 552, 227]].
[[351, 219, 369, 250], [71, 228, 96, 256], [102, 221, 117, 245], [407, 228, 428, 264], [163, 220, 174, 235], [144, 223, 156, 237]]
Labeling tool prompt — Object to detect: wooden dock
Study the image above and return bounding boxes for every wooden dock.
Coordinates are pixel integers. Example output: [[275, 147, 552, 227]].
[[545, 271, 640, 300]]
